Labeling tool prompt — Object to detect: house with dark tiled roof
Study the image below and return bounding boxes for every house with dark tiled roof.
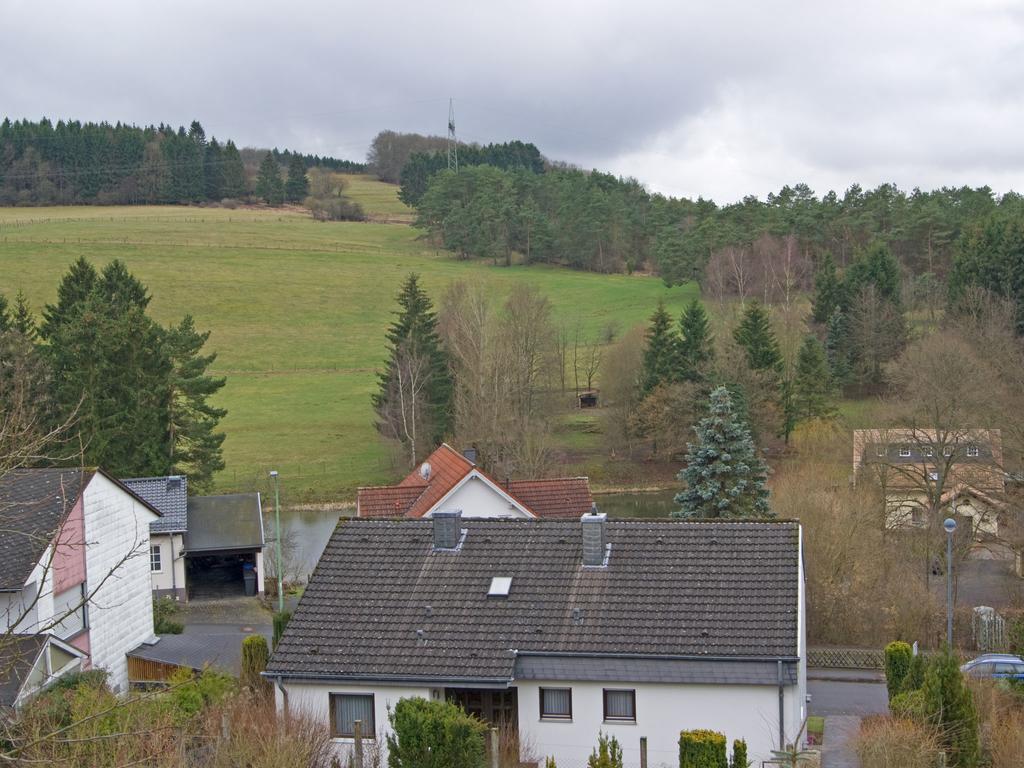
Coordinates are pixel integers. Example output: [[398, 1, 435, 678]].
[[266, 512, 807, 767], [0, 468, 160, 701], [122, 476, 265, 602], [357, 444, 594, 520], [853, 428, 1006, 536]]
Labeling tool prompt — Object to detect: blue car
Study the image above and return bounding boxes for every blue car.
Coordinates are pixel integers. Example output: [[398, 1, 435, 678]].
[[960, 654, 1024, 680]]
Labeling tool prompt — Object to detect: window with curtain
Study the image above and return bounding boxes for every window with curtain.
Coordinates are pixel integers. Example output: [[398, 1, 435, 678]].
[[150, 545, 162, 572], [603, 689, 636, 722], [330, 693, 375, 738], [539, 687, 572, 720]]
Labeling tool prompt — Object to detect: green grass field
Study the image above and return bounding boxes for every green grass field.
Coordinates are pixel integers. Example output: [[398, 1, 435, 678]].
[[0, 179, 698, 499]]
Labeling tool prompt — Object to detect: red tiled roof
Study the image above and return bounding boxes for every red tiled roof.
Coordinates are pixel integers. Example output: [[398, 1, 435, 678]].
[[357, 444, 474, 519], [507, 478, 594, 519]]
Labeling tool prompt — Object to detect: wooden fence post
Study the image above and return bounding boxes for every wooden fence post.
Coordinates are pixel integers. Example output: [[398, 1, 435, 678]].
[[490, 727, 499, 768], [640, 736, 648, 768], [353, 719, 364, 768]]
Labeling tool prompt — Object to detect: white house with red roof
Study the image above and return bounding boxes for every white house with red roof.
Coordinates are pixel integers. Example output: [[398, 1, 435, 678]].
[[357, 444, 594, 520]]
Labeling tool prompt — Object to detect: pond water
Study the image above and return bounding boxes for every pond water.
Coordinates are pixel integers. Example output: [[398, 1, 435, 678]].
[[269, 489, 682, 580]]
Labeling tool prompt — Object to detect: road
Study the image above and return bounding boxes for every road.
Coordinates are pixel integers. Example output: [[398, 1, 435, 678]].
[[808, 671, 888, 768]]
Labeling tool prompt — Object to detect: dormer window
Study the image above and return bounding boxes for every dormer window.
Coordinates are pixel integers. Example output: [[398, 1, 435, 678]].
[[876, 444, 886, 458], [943, 445, 954, 457], [967, 445, 980, 458], [923, 446, 934, 458], [899, 446, 911, 458]]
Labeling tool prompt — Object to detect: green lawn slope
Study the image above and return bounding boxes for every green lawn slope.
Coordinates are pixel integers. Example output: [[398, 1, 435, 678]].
[[0, 179, 697, 499]]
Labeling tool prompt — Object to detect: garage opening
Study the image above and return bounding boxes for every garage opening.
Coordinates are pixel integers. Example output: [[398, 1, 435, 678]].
[[185, 552, 259, 600]]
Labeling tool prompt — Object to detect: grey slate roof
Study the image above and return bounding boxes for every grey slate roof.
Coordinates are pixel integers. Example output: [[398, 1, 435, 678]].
[[0, 469, 92, 590], [0, 634, 48, 707], [184, 493, 264, 553], [122, 476, 188, 534], [129, 630, 272, 677], [267, 519, 801, 683]]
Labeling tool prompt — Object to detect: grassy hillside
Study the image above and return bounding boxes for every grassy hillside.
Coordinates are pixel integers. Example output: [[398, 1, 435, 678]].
[[0, 179, 697, 498]]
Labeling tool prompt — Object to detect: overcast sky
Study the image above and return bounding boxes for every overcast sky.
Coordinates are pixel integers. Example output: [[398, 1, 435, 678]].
[[3, 0, 1023, 202]]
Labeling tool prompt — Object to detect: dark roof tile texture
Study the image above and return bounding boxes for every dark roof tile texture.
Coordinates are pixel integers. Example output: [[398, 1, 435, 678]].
[[122, 476, 188, 533], [267, 518, 800, 682], [0, 469, 92, 590]]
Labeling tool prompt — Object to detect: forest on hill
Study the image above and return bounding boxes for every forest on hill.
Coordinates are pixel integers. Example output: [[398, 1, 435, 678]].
[[0, 117, 364, 206]]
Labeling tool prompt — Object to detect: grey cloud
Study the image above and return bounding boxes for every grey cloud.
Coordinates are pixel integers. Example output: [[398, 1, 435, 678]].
[[2, 0, 1022, 201]]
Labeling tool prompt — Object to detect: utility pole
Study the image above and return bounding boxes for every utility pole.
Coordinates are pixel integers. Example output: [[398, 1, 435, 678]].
[[270, 470, 284, 613], [944, 516, 957, 647], [447, 97, 458, 173]]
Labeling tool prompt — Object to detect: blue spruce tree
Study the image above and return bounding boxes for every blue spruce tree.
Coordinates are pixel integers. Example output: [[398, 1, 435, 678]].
[[673, 386, 771, 519]]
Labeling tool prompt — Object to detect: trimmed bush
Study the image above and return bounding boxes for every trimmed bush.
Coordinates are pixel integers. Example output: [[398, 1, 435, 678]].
[[273, 610, 292, 650], [884, 641, 912, 700], [729, 739, 748, 768], [890, 689, 925, 721], [902, 651, 925, 693], [679, 729, 727, 768], [240, 634, 272, 700], [385, 697, 488, 768], [588, 732, 623, 768], [922, 649, 979, 767]]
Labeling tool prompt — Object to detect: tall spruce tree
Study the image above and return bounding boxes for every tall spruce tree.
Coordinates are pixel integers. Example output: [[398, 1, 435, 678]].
[[255, 152, 284, 205], [790, 335, 835, 423], [204, 137, 224, 201], [673, 386, 771, 519], [165, 315, 227, 491], [677, 299, 714, 382], [811, 251, 844, 324], [221, 140, 247, 199], [0, 293, 10, 333], [732, 300, 782, 373], [11, 291, 37, 341], [372, 274, 453, 464], [284, 153, 309, 203], [824, 308, 853, 387], [41, 256, 98, 340], [640, 301, 679, 395], [48, 266, 172, 476], [844, 242, 902, 305]]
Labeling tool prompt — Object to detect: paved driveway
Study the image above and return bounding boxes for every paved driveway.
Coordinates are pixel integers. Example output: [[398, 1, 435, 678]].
[[808, 672, 888, 768]]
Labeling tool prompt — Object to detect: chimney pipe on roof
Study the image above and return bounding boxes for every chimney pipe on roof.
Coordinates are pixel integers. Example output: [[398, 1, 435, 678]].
[[433, 510, 462, 550], [581, 511, 607, 567]]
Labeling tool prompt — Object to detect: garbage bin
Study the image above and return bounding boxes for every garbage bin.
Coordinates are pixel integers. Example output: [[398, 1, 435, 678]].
[[243, 567, 257, 596]]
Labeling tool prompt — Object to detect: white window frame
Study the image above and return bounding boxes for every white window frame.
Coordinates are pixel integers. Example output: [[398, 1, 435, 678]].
[[922, 446, 934, 458], [967, 445, 980, 458], [150, 545, 162, 572], [899, 445, 911, 458], [876, 444, 886, 458], [943, 445, 954, 457]]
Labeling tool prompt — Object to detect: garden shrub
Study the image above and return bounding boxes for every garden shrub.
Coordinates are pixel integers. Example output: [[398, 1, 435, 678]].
[[889, 689, 925, 721], [922, 648, 979, 767], [855, 716, 940, 768], [679, 729, 727, 768], [902, 651, 925, 693], [153, 596, 184, 634], [884, 641, 912, 700], [587, 732, 623, 768], [240, 635, 272, 699], [385, 696, 488, 768], [1008, 616, 1024, 655], [273, 610, 292, 649], [729, 738, 748, 768]]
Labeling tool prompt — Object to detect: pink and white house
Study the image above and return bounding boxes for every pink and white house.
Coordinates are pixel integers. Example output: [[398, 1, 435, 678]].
[[0, 468, 159, 704]]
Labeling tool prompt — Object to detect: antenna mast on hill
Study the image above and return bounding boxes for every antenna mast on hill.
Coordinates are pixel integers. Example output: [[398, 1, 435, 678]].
[[447, 97, 458, 173]]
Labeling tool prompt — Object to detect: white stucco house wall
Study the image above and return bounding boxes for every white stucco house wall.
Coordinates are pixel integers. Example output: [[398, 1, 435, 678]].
[[0, 468, 159, 700], [267, 513, 807, 766]]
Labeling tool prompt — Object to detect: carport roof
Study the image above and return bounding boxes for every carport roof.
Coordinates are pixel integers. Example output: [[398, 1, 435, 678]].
[[184, 493, 264, 553]]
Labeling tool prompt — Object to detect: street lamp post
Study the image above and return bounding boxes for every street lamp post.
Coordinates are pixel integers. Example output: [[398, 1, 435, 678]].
[[943, 517, 957, 648], [270, 470, 283, 613]]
